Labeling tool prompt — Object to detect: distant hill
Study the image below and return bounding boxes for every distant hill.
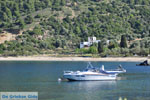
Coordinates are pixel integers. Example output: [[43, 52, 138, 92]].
[[0, 0, 150, 56]]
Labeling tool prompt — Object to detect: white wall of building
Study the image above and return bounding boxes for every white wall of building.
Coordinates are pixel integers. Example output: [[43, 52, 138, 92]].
[[80, 37, 101, 48]]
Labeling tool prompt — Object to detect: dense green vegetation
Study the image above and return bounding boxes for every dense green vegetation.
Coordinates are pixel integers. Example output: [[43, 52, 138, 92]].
[[0, 0, 150, 56]]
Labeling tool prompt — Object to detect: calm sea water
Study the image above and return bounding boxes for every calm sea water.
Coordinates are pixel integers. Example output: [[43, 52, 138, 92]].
[[0, 61, 150, 100]]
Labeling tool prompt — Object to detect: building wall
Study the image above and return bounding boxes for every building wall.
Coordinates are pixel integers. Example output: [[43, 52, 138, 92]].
[[80, 37, 100, 48]]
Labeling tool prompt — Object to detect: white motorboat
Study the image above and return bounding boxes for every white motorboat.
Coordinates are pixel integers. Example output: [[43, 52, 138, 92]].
[[63, 62, 126, 81]]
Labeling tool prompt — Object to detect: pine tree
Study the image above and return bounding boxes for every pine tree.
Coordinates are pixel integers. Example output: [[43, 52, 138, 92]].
[[2, 12, 8, 21], [5, 7, 12, 18], [19, 19, 25, 29], [120, 35, 128, 48], [98, 42, 104, 53], [25, 15, 33, 24]]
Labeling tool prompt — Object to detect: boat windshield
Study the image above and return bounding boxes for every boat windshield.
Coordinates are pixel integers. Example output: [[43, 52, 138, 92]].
[[117, 65, 125, 71], [84, 62, 99, 72]]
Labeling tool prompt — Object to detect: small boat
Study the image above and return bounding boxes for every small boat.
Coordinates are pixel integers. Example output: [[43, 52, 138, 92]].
[[136, 60, 150, 66], [63, 62, 126, 81]]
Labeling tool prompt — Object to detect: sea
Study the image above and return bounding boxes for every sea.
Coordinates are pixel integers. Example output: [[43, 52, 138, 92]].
[[0, 61, 150, 100]]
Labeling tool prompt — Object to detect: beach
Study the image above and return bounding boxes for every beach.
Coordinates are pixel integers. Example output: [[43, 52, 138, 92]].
[[0, 56, 148, 62]]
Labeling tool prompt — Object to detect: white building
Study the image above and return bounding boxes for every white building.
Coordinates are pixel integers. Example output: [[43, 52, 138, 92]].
[[80, 37, 100, 48]]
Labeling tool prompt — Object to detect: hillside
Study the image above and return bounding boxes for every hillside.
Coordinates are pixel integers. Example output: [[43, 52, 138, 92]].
[[0, 0, 150, 56]]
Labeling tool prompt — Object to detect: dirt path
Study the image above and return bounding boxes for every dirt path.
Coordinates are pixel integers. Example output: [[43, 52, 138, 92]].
[[0, 32, 16, 44], [65, 7, 76, 19]]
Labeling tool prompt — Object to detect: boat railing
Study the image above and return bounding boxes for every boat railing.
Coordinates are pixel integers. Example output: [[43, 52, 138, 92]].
[[106, 69, 126, 71]]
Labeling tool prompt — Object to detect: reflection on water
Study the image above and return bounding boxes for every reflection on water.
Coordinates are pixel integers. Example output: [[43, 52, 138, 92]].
[[64, 81, 116, 92], [118, 97, 127, 100], [0, 61, 150, 100], [61, 81, 117, 100], [56, 81, 117, 100], [117, 76, 127, 80]]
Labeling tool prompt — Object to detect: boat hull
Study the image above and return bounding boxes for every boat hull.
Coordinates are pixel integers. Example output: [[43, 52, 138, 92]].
[[63, 74, 117, 81]]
